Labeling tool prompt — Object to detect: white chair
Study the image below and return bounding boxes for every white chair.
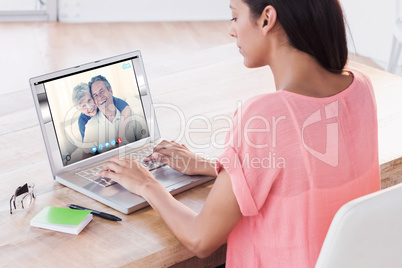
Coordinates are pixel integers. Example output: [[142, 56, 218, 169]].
[[316, 183, 402, 268], [387, 0, 402, 73]]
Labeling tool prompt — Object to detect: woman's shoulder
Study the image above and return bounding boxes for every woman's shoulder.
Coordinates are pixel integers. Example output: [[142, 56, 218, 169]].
[[238, 92, 286, 116], [346, 68, 373, 89]]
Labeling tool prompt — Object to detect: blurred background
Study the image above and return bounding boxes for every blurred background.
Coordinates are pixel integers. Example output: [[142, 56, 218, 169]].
[[0, 0, 398, 74], [0, 0, 399, 96]]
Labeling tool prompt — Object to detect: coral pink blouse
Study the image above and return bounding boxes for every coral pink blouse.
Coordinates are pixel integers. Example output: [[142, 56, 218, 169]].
[[219, 69, 381, 267]]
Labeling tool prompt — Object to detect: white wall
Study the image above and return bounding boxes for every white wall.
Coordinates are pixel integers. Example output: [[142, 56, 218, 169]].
[[59, 0, 398, 71], [340, 0, 395, 69], [58, 0, 231, 22]]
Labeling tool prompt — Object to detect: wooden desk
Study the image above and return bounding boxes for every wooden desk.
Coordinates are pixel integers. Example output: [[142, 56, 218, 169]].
[[1, 43, 401, 267]]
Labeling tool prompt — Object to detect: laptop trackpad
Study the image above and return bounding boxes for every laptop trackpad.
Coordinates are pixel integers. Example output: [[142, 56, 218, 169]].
[[151, 166, 190, 188]]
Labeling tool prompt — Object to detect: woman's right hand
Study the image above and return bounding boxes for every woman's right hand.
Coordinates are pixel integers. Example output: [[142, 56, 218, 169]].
[[144, 140, 217, 178]]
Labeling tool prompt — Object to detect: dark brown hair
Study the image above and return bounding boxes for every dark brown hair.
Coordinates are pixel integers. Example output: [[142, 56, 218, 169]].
[[242, 0, 348, 73]]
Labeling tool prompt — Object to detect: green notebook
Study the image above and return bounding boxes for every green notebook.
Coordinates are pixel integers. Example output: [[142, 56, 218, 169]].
[[30, 206, 93, 235]]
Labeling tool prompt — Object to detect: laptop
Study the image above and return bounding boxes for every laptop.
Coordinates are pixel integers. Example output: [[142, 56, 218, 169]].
[[29, 50, 213, 214]]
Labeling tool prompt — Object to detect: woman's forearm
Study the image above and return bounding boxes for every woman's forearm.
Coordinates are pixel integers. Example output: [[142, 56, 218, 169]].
[[139, 169, 240, 258], [140, 181, 208, 256]]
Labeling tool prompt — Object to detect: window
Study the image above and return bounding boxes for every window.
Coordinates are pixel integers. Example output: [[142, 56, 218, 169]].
[[0, 0, 57, 21]]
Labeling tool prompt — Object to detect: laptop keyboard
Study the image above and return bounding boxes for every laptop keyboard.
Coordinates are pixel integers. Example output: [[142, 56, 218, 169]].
[[75, 146, 165, 187]]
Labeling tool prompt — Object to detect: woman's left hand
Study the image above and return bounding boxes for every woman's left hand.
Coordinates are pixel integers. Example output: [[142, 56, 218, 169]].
[[145, 140, 217, 178], [97, 156, 161, 197]]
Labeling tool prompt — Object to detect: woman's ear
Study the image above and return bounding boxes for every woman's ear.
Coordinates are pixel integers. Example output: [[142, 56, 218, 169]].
[[261, 5, 277, 35]]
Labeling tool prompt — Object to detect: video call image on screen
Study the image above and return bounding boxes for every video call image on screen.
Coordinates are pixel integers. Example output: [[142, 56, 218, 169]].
[[44, 60, 150, 166]]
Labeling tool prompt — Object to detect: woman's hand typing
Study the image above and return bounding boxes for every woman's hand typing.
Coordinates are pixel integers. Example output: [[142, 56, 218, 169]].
[[144, 140, 217, 178]]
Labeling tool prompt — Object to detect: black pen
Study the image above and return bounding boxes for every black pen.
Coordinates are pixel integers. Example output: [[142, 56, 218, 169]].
[[67, 204, 122, 221]]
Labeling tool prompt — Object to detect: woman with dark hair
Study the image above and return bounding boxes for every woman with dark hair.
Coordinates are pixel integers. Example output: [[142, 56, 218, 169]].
[[99, 0, 380, 266]]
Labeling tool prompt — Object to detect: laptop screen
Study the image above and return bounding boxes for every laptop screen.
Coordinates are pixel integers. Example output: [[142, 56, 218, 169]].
[[40, 58, 150, 166]]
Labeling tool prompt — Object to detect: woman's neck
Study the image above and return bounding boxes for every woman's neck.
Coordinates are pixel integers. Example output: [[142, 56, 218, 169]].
[[269, 46, 353, 98]]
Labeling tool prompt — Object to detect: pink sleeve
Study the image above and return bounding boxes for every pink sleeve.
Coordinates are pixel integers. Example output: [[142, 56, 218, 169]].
[[219, 147, 259, 216], [218, 98, 281, 216]]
